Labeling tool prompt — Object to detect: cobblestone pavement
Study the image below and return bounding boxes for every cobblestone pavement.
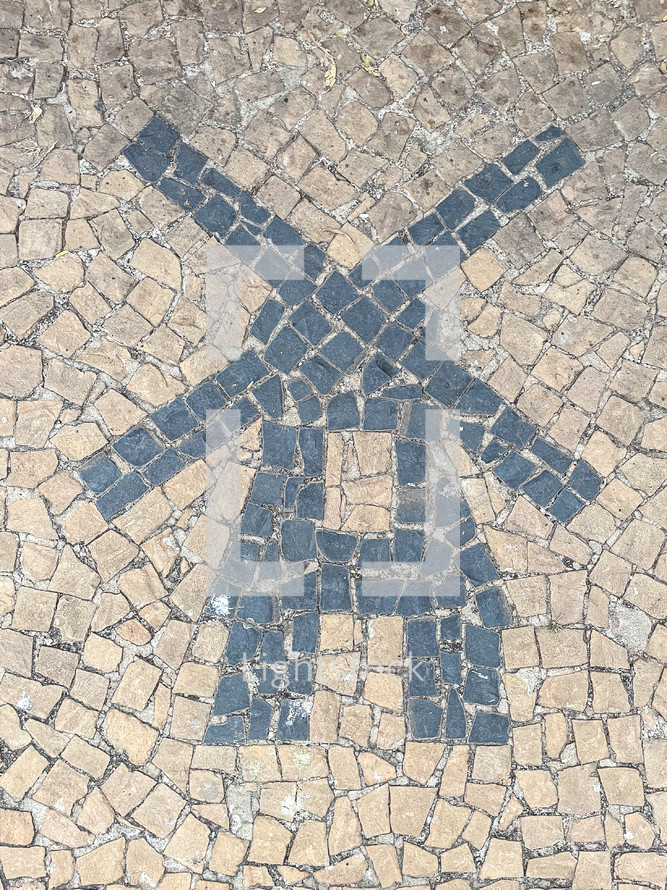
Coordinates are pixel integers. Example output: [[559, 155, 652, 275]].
[[0, 0, 666, 886]]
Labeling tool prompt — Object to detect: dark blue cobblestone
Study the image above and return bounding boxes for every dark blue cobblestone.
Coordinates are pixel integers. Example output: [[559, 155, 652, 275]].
[[492, 407, 536, 448], [201, 167, 241, 197], [550, 489, 585, 522], [174, 143, 206, 182], [138, 117, 178, 153], [364, 399, 397, 430], [328, 392, 359, 430], [531, 438, 572, 474], [537, 137, 584, 187], [80, 456, 120, 493], [460, 544, 499, 586], [251, 300, 284, 344], [458, 210, 500, 251], [194, 195, 236, 236], [297, 397, 322, 423], [523, 470, 563, 506], [263, 422, 296, 469], [123, 143, 168, 181], [343, 297, 385, 343], [410, 699, 443, 739], [457, 379, 502, 416], [317, 531, 356, 563], [436, 189, 475, 229], [496, 176, 542, 213], [470, 713, 509, 744], [265, 328, 307, 374], [465, 626, 501, 667], [157, 177, 203, 210], [465, 163, 512, 202], [253, 376, 283, 419], [321, 332, 362, 371], [143, 449, 184, 485], [114, 428, 162, 466], [186, 382, 226, 420], [569, 461, 602, 499], [217, 351, 268, 396], [290, 302, 331, 345], [503, 139, 539, 174], [476, 587, 510, 628], [321, 563, 351, 611], [495, 452, 535, 488], [301, 355, 341, 394], [445, 691, 466, 738], [408, 213, 444, 245], [152, 399, 197, 441]]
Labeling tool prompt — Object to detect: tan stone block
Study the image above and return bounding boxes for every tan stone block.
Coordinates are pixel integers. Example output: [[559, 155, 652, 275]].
[[210, 832, 248, 876], [62, 736, 110, 779], [190, 770, 224, 803], [154, 620, 192, 670], [320, 614, 354, 650], [133, 782, 186, 838], [296, 779, 333, 818], [521, 815, 564, 849], [0, 746, 47, 801], [438, 745, 469, 798], [470, 746, 509, 785], [278, 746, 328, 780], [259, 783, 297, 822], [573, 720, 609, 763], [288, 821, 326, 867], [50, 848, 75, 887], [606, 715, 642, 764], [517, 769, 557, 809], [558, 764, 601, 815], [572, 851, 612, 889], [376, 712, 405, 750], [163, 814, 210, 873], [625, 811, 655, 850], [126, 838, 164, 887], [340, 704, 372, 746], [390, 786, 436, 836], [40, 809, 93, 849], [367, 844, 401, 888], [114, 488, 172, 544], [170, 696, 210, 742], [613, 518, 665, 570], [0, 674, 63, 722], [512, 727, 541, 771], [503, 627, 539, 669], [328, 745, 360, 790], [462, 248, 505, 291], [403, 742, 444, 784], [505, 576, 546, 617], [103, 709, 158, 765], [0, 844, 46, 878], [440, 844, 476, 874], [0, 809, 34, 845], [539, 670, 588, 711], [329, 797, 361, 856], [403, 842, 439, 877], [368, 616, 403, 666], [461, 810, 491, 849], [426, 798, 470, 847], [357, 782, 390, 837], [568, 815, 605, 844], [309, 690, 339, 743], [480, 839, 524, 879], [353, 431, 392, 475], [77, 838, 126, 885], [113, 658, 161, 710], [615, 853, 667, 887], [599, 767, 644, 806], [364, 671, 403, 711], [316, 652, 360, 696], [526, 852, 576, 880], [7, 498, 56, 540], [591, 671, 630, 713], [238, 746, 280, 783]]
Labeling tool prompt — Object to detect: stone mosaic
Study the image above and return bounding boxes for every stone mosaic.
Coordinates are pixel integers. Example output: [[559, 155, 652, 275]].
[[0, 0, 666, 886]]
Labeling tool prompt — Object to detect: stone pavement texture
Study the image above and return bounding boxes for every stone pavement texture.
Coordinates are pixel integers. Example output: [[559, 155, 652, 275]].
[[0, 0, 666, 887]]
